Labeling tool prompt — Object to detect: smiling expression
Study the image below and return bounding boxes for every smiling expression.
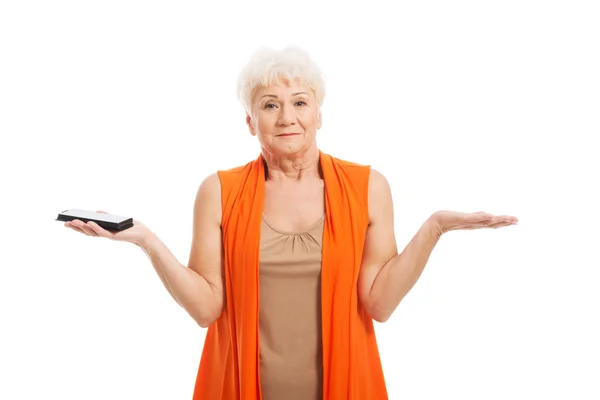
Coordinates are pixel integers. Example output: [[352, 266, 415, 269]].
[[247, 77, 322, 156]]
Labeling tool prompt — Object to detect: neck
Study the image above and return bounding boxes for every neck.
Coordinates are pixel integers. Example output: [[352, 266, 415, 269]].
[[261, 145, 321, 182]]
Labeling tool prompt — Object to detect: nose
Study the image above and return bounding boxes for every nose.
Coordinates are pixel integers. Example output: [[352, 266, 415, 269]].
[[277, 104, 296, 126]]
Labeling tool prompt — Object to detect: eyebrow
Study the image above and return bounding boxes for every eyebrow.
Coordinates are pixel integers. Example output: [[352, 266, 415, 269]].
[[260, 92, 309, 99]]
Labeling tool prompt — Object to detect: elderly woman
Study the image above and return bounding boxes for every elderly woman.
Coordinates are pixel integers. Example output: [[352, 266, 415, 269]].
[[64, 46, 518, 399]]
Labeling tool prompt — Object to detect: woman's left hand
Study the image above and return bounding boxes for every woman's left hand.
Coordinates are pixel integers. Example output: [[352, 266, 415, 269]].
[[431, 210, 518, 236]]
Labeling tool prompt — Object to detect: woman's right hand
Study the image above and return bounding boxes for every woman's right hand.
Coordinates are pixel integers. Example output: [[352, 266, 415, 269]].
[[64, 210, 154, 247]]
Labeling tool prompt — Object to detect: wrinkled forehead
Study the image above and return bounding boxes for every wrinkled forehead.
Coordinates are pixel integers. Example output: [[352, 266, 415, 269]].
[[252, 76, 315, 102]]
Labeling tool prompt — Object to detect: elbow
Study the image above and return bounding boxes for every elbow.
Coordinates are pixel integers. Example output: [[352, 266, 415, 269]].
[[364, 299, 393, 323], [196, 314, 211, 328], [196, 312, 220, 328], [191, 302, 223, 328], [197, 319, 213, 329], [371, 310, 392, 323]]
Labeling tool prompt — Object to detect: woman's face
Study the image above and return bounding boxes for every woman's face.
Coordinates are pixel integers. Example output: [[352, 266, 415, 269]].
[[247, 77, 322, 157]]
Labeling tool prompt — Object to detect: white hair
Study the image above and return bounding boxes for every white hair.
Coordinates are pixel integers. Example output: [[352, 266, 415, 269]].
[[236, 45, 326, 115]]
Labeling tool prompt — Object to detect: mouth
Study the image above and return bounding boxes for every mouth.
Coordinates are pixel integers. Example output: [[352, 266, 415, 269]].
[[277, 133, 301, 137]]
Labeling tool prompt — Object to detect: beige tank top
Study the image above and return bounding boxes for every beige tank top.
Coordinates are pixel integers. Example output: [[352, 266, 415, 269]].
[[258, 213, 325, 400]]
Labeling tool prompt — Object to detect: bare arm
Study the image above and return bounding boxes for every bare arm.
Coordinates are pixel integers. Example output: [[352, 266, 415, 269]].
[[357, 169, 441, 322], [139, 173, 224, 328]]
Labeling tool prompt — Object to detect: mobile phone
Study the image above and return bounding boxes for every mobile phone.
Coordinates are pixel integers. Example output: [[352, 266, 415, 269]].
[[56, 209, 134, 231]]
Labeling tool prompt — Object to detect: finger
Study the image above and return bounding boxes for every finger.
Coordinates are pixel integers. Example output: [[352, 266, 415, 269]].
[[498, 216, 518, 225], [461, 218, 516, 229], [66, 220, 86, 233], [469, 213, 493, 223], [81, 221, 101, 236], [488, 220, 514, 229], [68, 224, 89, 235], [65, 222, 86, 235], [488, 216, 518, 227], [486, 214, 518, 224], [486, 216, 503, 225], [86, 221, 111, 238], [72, 220, 97, 236], [493, 214, 515, 222]]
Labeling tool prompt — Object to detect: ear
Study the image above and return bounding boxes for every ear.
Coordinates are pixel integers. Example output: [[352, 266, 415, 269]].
[[246, 113, 256, 136], [317, 109, 322, 130]]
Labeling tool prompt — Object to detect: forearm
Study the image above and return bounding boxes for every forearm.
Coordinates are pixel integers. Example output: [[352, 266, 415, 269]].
[[137, 233, 220, 327], [369, 215, 442, 321]]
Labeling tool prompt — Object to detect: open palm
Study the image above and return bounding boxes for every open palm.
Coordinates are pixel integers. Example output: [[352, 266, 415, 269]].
[[63, 210, 152, 246], [433, 210, 518, 235]]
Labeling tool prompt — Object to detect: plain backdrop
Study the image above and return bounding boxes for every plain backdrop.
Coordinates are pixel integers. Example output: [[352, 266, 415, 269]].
[[1, 0, 599, 399]]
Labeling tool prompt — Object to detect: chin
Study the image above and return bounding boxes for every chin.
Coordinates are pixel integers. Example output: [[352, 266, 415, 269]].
[[263, 134, 317, 156], [280, 144, 304, 154], [274, 143, 311, 158]]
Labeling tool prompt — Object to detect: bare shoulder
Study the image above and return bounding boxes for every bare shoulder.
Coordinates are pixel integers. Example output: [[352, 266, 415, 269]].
[[197, 172, 221, 195], [367, 168, 394, 223], [368, 168, 391, 191], [194, 172, 222, 224]]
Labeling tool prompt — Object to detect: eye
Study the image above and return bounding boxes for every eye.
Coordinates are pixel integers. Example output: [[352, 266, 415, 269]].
[[295, 101, 307, 106], [264, 103, 277, 109]]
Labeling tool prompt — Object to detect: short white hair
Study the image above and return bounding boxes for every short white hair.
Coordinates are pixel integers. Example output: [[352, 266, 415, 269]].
[[236, 45, 326, 115]]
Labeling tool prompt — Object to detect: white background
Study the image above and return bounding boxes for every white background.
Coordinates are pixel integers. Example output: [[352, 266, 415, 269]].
[[1, 0, 599, 399]]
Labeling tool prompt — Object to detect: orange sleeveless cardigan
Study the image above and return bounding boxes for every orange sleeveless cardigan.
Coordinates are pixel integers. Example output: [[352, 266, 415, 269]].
[[192, 151, 388, 399]]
